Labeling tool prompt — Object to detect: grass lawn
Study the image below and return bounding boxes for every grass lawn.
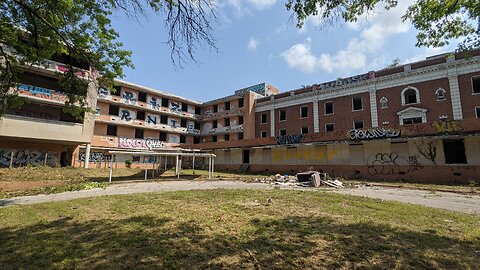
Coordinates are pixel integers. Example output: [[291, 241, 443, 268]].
[[0, 167, 271, 198], [0, 189, 479, 269]]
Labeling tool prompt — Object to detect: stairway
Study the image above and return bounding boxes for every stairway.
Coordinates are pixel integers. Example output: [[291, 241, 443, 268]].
[[237, 163, 249, 173]]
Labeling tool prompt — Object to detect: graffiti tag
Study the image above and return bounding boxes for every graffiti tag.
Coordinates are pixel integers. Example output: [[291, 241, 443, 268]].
[[118, 138, 167, 150], [276, 134, 304, 145], [431, 120, 462, 133], [349, 128, 401, 140], [0, 149, 56, 167], [79, 152, 107, 163], [17, 84, 68, 102]]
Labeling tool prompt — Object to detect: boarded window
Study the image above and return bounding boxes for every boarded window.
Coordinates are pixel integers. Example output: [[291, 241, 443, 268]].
[[443, 139, 467, 164]]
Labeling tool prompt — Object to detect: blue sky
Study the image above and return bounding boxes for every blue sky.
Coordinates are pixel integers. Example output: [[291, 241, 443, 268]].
[[111, 0, 453, 102]]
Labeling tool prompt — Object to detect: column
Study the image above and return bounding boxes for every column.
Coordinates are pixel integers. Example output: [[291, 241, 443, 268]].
[[448, 75, 463, 120], [369, 90, 378, 127], [270, 109, 275, 137], [312, 100, 319, 132]]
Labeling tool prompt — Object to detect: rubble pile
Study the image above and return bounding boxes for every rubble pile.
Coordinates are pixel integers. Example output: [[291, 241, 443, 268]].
[[253, 171, 344, 188]]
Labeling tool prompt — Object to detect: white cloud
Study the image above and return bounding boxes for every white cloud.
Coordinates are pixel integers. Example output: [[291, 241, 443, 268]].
[[247, 37, 260, 51], [283, 1, 415, 74], [280, 37, 318, 73], [223, 0, 277, 16], [404, 46, 451, 63], [247, 0, 277, 10]]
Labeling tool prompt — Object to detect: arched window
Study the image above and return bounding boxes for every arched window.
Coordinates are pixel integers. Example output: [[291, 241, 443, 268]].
[[379, 97, 388, 109], [401, 87, 420, 105], [435, 88, 446, 100]]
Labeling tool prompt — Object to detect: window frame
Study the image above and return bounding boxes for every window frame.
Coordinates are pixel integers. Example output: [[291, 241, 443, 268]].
[[352, 97, 363, 111], [325, 123, 334, 132], [279, 129, 287, 136], [475, 106, 480, 118], [260, 131, 267, 138], [379, 97, 388, 109], [472, 76, 480, 94], [401, 86, 421, 105], [301, 126, 309, 134], [435, 88, 446, 101], [300, 106, 309, 118], [353, 120, 364, 129], [279, 110, 286, 121], [324, 101, 334, 115], [260, 113, 267, 124]]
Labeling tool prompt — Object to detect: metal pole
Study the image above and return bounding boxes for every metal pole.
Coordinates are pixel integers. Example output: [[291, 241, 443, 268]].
[[208, 156, 211, 179], [44, 153, 48, 166], [165, 156, 168, 170], [152, 157, 155, 178], [9, 151, 14, 168], [175, 155, 179, 177], [192, 153, 195, 175], [144, 156, 148, 181], [212, 157, 215, 178], [84, 143, 91, 168], [158, 156, 162, 173], [108, 155, 114, 183]]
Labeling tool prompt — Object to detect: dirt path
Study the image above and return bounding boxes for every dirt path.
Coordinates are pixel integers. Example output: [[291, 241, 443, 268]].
[[1, 181, 479, 215]]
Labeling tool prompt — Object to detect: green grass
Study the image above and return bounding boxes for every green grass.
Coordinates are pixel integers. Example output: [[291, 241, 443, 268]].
[[0, 189, 479, 269]]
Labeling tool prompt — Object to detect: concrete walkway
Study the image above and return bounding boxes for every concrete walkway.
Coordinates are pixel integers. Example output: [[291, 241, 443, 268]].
[[1, 181, 479, 215]]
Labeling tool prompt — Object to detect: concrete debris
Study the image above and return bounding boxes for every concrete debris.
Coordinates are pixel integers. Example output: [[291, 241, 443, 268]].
[[254, 171, 344, 188]]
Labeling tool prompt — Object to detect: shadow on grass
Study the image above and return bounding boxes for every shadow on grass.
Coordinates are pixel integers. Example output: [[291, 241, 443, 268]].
[[88, 170, 201, 183], [0, 215, 478, 269]]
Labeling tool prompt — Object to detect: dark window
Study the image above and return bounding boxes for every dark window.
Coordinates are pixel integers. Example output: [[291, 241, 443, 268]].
[[162, 98, 169, 107], [159, 132, 167, 141], [109, 105, 119, 116], [180, 135, 186, 143], [476, 107, 480, 118], [443, 139, 467, 164], [279, 129, 286, 136], [353, 97, 363, 110], [135, 128, 144, 139], [160, 115, 168, 124], [225, 101, 231, 110], [107, 125, 117, 136], [261, 113, 267, 123], [354, 120, 364, 129], [224, 134, 230, 141], [238, 98, 244, 108], [213, 105, 218, 113], [194, 122, 200, 130], [181, 119, 187, 128], [132, 156, 141, 162], [404, 88, 417, 104], [472, 77, 480, 94], [212, 120, 218, 128], [325, 102, 333, 114], [402, 117, 422, 125], [301, 127, 309, 134], [138, 92, 147, 102], [300, 106, 308, 118], [136, 111, 145, 120], [212, 135, 217, 142], [224, 118, 230, 127], [195, 106, 201, 115], [193, 137, 200, 144], [112, 85, 121, 96], [238, 116, 244, 125], [238, 133, 244, 140], [326, 124, 334, 132], [181, 103, 188, 112], [260, 131, 267, 138], [279, 110, 286, 121]]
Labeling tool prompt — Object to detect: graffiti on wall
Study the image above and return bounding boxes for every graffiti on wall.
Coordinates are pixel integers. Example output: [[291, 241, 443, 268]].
[[367, 152, 422, 175], [18, 84, 68, 103], [122, 91, 136, 104], [149, 97, 161, 110], [313, 71, 375, 91], [118, 138, 167, 150], [146, 115, 157, 125], [79, 152, 107, 163], [120, 110, 132, 121], [0, 149, 56, 167], [235, 83, 266, 96], [202, 109, 215, 119], [97, 87, 109, 98], [431, 120, 462, 133], [348, 128, 401, 141], [169, 102, 182, 115], [415, 140, 438, 164], [187, 123, 200, 134], [276, 134, 304, 145]]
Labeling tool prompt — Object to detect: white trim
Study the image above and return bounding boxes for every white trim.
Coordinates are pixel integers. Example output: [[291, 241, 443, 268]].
[[312, 101, 319, 132], [471, 75, 480, 94], [370, 91, 378, 127], [396, 107, 427, 125], [475, 106, 480, 118], [379, 96, 388, 109], [401, 86, 420, 106], [435, 88, 447, 100], [270, 109, 275, 137], [448, 73, 463, 120]]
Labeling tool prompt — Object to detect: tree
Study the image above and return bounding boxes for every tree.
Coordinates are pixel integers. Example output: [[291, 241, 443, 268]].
[[285, 0, 479, 50], [0, 0, 217, 118]]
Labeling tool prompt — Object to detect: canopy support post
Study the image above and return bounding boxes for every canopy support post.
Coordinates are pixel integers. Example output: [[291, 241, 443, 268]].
[[108, 155, 114, 183]]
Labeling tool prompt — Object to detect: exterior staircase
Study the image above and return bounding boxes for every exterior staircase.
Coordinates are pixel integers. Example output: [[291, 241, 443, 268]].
[[237, 163, 249, 173]]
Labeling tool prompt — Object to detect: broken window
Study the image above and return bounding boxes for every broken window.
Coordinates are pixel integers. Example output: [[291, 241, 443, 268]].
[[325, 102, 333, 114], [301, 126, 309, 134], [109, 105, 119, 116], [279, 110, 286, 121], [472, 76, 480, 94], [352, 97, 362, 110], [106, 125, 117, 136], [402, 117, 422, 125], [443, 139, 467, 164], [325, 123, 334, 132], [354, 120, 364, 129], [279, 129, 286, 136], [260, 131, 267, 138], [403, 88, 418, 104], [300, 106, 308, 118], [261, 113, 267, 123]]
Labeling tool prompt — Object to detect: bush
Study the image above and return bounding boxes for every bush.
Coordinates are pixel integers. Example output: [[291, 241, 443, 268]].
[[125, 159, 132, 168]]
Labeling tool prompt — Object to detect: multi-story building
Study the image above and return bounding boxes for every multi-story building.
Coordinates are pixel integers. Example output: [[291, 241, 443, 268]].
[[0, 60, 96, 167], [191, 50, 480, 183], [2, 49, 480, 183]]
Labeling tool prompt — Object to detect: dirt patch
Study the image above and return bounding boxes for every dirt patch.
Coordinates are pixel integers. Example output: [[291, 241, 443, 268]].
[[0, 180, 65, 192]]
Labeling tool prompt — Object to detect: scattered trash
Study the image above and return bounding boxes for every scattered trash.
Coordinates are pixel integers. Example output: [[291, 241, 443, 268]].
[[254, 170, 344, 188]]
